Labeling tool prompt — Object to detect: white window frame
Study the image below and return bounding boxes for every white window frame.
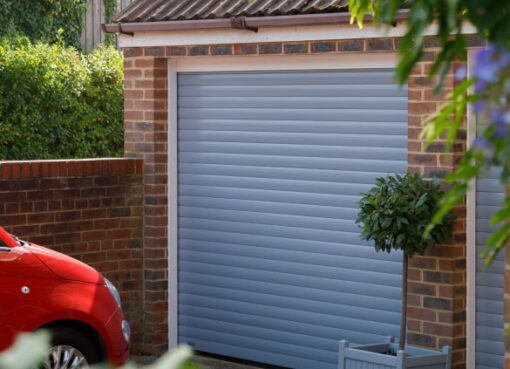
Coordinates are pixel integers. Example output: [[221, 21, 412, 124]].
[[466, 47, 482, 369], [167, 52, 399, 348]]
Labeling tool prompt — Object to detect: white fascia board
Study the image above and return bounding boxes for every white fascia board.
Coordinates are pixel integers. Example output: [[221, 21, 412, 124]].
[[118, 21, 477, 49]]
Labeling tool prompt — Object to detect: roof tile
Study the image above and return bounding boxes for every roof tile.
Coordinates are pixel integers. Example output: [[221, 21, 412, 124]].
[[112, 0, 347, 23]]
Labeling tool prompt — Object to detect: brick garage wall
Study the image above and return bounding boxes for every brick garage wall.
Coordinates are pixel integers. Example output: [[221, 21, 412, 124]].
[[122, 36, 482, 363], [406, 36, 484, 369], [406, 53, 468, 369], [124, 47, 169, 355], [0, 158, 144, 353]]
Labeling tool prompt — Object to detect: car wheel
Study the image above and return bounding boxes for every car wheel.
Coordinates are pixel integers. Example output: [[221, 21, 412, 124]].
[[44, 327, 100, 369]]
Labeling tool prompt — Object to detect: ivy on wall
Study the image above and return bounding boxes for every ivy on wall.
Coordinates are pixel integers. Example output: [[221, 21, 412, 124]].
[[103, 0, 118, 46], [0, 0, 88, 49]]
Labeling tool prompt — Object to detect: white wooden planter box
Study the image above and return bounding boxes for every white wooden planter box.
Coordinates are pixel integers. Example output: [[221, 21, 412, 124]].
[[339, 337, 451, 369]]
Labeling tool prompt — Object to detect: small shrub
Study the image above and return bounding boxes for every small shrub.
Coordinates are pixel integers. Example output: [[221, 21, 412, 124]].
[[356, 173, 455, 257], [0, 37, 124, 160], [355, 173, 455, 350]]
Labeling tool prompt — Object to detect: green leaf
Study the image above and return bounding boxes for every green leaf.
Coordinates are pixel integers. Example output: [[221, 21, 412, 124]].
[[0, 330, 51, 369], [490, 207, 510, 226], [416, 193, 427, 208]]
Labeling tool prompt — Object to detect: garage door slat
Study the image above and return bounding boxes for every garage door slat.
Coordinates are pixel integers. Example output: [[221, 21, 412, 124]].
[[178, 267, 400, 299], [179, 96, 407, 109], [179, 282, 401, 315], [179, 84, 406, 98], [177, 69, 406, 368], [179, 218, 370, 245], [180, 195, 360, 217], [178, 230, 401, 261], [180, 174, 380, 194], [178, 294, 401, 328], [179, 107, 407, 122], [179, 185, 360, 208], [178, 70, 396, 85], [179, 152, 407, 170], [179, 130, 407, 147], [179, 161, 407, 178], [179, 141, 407, 159], [180, 207, 361, 232], [179, 251, 402, 284]]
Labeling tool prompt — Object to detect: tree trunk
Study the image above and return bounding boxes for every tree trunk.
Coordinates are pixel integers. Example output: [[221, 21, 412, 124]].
[[399, 253, 408, 351]]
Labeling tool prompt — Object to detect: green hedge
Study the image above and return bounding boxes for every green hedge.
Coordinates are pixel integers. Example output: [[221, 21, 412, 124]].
[[0, 0, 88, 49], [0, 37, 124, 160]]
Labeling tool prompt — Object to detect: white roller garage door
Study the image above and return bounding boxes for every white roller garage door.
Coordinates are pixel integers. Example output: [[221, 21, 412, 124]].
[[177, 69, 407, 369]]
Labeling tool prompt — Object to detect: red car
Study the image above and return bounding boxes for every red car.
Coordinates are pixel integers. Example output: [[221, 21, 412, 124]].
[[0, 226, 130, 368]]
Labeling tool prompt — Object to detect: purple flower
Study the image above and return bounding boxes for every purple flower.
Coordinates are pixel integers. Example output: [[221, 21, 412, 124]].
[[455, 66, 467, 81], [472, 137, 494, 161], [473, 137, 491, 148], [475, 43, 497, 64], [492, 109, 507, 137], [472, 43, 507, 85], [473, 101, 485, 112], [473, 59, 500, 83], [475, 80, 486, 94]]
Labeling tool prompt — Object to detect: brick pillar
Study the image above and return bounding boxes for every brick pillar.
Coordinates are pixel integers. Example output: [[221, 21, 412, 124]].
[[123, 47, 169, 355], [406, 49, 467, 369]]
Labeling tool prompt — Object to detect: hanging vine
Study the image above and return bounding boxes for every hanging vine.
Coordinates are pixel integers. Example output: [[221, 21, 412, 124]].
[[103, 0, 118, 46]]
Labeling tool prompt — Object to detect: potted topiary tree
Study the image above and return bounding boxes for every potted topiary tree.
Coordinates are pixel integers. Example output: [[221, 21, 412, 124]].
[[338, 173, 455, 369]]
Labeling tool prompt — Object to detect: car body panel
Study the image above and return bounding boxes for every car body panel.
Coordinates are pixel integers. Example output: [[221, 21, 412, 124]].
[[0, 227, 129, 366], [27, 244, 105, 285]]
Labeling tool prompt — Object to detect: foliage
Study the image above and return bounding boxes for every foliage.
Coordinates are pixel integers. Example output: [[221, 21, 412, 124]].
[[356, 173, 455, 257], [0, 331, 51, 369], [356, 174, 455, 350], [348, 0, 510, 265], [103, 0, 118, 47], [0, 37, 124, 160], [0, 0, 88, 49], [0, 331, 200, 369]]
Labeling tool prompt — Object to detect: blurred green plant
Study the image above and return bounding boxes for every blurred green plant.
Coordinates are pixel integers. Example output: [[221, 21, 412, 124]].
[[0, 36, 124, 159], [0, 331, 200, 369], [103, 0, 118, 47], [356, 173, 455, 350], [0, 0, 88, 49], [348, 0, 510, 265]]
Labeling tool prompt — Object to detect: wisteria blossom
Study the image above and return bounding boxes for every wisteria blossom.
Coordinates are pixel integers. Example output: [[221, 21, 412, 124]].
[[467, 44, 510, 152]]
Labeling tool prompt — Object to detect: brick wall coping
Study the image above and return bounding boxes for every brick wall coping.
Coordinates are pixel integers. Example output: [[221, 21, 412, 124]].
[[0, 158, 143, 179]]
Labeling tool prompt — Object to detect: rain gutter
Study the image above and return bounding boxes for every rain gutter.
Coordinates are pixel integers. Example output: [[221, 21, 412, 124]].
[[102, 9, 409, 35]]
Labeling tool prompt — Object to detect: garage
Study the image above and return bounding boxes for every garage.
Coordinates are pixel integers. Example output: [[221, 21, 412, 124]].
[[105, 0, 480, 366], [174, 64, 408, 368]]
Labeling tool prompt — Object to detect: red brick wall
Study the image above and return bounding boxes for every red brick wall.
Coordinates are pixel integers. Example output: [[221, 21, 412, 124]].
[[122, 36, 483, 364], [124, 48, 169, 355], [406, 53, 468, 369], [0, 158, 144, 353]]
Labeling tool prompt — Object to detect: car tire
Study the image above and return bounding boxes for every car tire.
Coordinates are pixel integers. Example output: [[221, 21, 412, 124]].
[[45, 327, 100, 369]]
